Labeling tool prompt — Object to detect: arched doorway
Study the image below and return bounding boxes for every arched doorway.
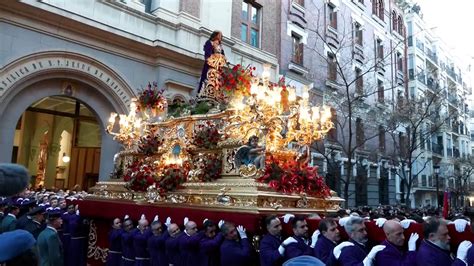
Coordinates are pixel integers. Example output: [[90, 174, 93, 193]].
[[14, 95, 102, 190], [0, 51, 136, 189]]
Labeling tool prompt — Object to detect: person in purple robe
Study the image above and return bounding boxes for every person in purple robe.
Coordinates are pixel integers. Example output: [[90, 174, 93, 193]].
[[260, 215, 297, 266], [165, 223, 184, 266], [121, 218, 137, 266], [416, 217, 471, 266], [219, 222, 251, 266], [198, 30, 226, 95], [284, 216, 314, 261], [332, 216, 385, 266], [179, 220, 203, 266], [68, 209, 89, 266], [106, 217, 123, 266], [198, 219, 223, 266], [61, 204, 75, 264], [314, 218, 341, 264], [147, 218, 169, 266], [134, 216, 152, 266], [374, 220, 418, 266]]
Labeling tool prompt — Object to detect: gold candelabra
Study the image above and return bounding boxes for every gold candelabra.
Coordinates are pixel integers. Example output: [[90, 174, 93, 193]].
[[106, 98, 143, 149], [225, 66, 333, 151]]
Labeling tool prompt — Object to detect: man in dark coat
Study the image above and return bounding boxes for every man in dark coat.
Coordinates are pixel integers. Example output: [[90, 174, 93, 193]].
[[416, 217, 470, 266], [148, 218, 169, 266], [219, 222, 251, 266], [37, 208, 64, 266], [284, 216, 314, 261], [333, 216, 385, 266], [314, 217, 340, 264], [23, 206, 46, 239], [198, 219, 223, 266], [16, 198, 36, 229], [374, 220, 418, 266], [260, 215, 297, 266]]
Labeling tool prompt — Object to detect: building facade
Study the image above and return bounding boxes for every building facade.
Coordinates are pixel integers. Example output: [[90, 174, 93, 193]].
[[0, 0, 278, 190], [404, 5, 472, 208], [275, 0, 408, 207]]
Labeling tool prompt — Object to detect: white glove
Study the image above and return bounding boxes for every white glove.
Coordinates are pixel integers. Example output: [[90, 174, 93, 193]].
[[375, 218, 387, 228], [184, 217, 189, 225], [76, 210, 80, 216], [278, 245, 286, 256], [282, 236, 298, 246], [450, 219, 470, 233], [165, 217, 171, 226], [339, 217, 351, 227], [333, 241, 354, 259], [236, 225, 247, 239], [153, 215, 159, 222], [408, 233, 419, 251], [400, 219, 416, 229], [281, 214, 295, 224], [218, 219, 224, 229], [457, 240, 472, 261], [362, 245, 386, 266], [310, 230, 321, 248], [203, 218, 208, 225]]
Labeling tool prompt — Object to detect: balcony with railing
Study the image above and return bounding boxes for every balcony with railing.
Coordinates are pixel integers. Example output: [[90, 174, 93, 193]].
[[446, 67, 457, 81], [447, 147, 453, 157], [426, 49, 438, 65], [426, 77, 439, 90], [416, 40, 425, 53], [448, 94, 459, 106]]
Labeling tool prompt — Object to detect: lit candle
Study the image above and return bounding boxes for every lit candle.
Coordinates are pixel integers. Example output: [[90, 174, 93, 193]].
[[109, 112, 117, 125], [288, 87, 296, 102]]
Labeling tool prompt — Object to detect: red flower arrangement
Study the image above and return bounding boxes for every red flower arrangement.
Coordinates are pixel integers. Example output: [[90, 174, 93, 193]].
[[137, 82, 167, 111], [159, 163, 190, 193], [257, 155, 331, 198], [192, 120, 222, 149], [221, 64, 255, 97], [193, 153, 222, 182], [138, 132, 164, 156], [123, 159, 158, 192]]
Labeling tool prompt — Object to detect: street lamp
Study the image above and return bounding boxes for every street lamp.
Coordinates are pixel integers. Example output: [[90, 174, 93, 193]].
[[434, 164, 440, 208]]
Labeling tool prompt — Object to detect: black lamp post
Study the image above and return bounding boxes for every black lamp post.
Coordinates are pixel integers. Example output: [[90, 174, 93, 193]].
[[434, 164, 440, 208]]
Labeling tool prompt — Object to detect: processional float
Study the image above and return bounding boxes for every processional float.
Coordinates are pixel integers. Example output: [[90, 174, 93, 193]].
[[88, 59, 343, 215]]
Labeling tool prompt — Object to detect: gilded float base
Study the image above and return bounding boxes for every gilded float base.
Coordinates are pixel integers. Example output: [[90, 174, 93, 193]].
[[88, 177, 343, 214]]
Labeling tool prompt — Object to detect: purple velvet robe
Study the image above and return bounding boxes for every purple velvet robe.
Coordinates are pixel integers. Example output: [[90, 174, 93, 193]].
[[179, 231, 204, 266], [133, 229, 152, 266], [198, 40, 225, 93], [121, 229, 138, 266], [259, 233, 283, 266], [416, 240, 466, 266], [198, 232, 223, 266], [374, 240, 416, 266], [314, 235, 337, 264], [337, 239, 369, 266], [68, 214, 88, 266], [147, 231, 169, 266], [284, 236, 314, 261], [467, 245, 474, 266], [106, 228, 123, 266], [220, 238, 251, 266], [165, 232, 184, 266]]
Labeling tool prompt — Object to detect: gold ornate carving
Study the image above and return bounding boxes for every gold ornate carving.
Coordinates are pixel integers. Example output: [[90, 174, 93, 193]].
[[238, 164, 257, 178], [87, 220, 108, 263]]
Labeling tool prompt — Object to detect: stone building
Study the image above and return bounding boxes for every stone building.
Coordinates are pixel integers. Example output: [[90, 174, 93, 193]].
[[0, 0, 278, 190]]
